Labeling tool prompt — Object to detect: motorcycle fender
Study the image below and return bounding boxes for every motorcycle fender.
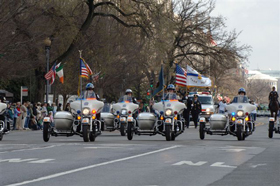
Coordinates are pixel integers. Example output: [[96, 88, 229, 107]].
[[236, 119, 243, 125], [199, 117, 206, 123], [120, 117, 127, 123], [43, 117, 51, 123], [81, 118, 90, 125], [165, 118, 172, 125], [269, 117, 275, 122], [127, 117, 133, 122]]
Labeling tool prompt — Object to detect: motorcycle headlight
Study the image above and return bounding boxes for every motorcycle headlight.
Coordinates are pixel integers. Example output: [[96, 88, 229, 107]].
[[165, 109, 172, 116], [237, 111, 244, 117], [82, 108, 90, 115], [121, 109, 127, 115]]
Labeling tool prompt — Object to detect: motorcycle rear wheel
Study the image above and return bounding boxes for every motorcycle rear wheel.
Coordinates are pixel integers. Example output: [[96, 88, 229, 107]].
[[165, 125, 171, 141], [43, 122, 50, 142], [268, 121, 274, 138], [83, 125, 90, 142]]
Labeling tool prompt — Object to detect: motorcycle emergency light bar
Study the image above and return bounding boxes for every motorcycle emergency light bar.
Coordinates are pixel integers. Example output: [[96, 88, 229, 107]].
[[160, 116, 164, 120], [174, 111, 178, 115], [77, 110, 81, 114], [92, 116, 96, 120], [232, 117, 236, 121], [92, 109, 96, 114], [128, 111, 132, 114], [232, 112, 235, 116], [245, 112, 249, 116], [77, 116, 81, 120], [245, 117, 249, 121]]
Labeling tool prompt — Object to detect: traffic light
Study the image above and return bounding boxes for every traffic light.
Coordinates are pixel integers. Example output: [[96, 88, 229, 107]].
[[150, 78, 154, 88], [147, 90, 150, 96]]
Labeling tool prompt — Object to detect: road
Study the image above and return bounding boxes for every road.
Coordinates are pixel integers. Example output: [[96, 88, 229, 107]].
[[0, 117, 279, 186]]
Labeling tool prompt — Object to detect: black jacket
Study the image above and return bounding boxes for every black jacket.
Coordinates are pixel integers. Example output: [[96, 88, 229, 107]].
[[191, 100, 202, 114]]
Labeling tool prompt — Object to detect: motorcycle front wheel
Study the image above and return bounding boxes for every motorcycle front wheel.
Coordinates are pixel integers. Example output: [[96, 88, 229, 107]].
[[89, 125, 96, 142], [127, 122, 133, 140], [199, 122, 205, 140], [43, 122, 50, 142], [236, 125, 244, 141], [268, 121, 274, 138], [83, 125, 90, 142], [120, 124, 126, 136], [165, 125, 171, 141]]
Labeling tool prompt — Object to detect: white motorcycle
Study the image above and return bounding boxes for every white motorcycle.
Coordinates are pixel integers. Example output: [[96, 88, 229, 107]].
[[0, 102, 8, 141], [43, 94, 104, 142], [199, 95, 256, 141], [110, 95, 139, 136], [127, 93, 186, 141]]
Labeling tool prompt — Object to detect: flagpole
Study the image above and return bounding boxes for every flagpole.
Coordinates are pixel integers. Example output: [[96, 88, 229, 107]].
[[79, 50, 83, 98]]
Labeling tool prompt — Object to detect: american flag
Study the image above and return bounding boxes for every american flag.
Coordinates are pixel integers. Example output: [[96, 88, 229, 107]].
[[175, 64, 187, 87], [44, 62, 56, 85], [80, 58, 93, 79]]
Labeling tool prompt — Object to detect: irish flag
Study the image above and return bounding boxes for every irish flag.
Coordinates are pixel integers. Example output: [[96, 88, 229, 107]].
[[56, 62, 64, 83]]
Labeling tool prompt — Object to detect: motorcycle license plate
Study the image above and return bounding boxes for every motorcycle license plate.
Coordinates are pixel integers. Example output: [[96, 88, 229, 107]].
[[165, 118, 172, 123], [237, 120, 243, 124], [120, 117, 126, 122], [82, 118, 89, 123]]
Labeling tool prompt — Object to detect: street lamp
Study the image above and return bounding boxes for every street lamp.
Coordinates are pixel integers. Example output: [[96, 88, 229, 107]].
[[44, 37, 51, 104]]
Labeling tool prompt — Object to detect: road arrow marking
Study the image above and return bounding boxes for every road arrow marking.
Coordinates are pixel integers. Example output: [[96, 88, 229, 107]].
[[173, 161, 207, 166], [29, 159, 55, 163], [210, 162, 237, 168], [251, 163, 267, 168]]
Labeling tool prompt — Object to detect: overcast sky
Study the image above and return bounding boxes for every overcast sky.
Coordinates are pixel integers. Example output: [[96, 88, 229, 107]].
[[211, 0, 280, 71]]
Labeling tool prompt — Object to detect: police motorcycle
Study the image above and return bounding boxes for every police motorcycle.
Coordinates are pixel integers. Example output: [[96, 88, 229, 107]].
[[43, 93, 104, 142], [109, 95, 139, 136], [199, 95, 256, 141], [127, 93, 186, 141], [0, 102, 8, 141]]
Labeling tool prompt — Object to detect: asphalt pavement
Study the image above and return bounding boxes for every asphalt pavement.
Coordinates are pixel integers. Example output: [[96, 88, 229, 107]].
[[0, 117, 279, 186]]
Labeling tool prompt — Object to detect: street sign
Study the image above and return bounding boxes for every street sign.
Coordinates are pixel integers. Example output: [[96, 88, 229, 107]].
[[21, 86, 28, 96]]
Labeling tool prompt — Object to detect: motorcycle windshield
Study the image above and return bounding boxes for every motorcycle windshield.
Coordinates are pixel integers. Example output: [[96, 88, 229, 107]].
[[83, 91, 97, 100], [118, 95, 133, 103], [232, 96, 249, 103], [164, 93, 178, 101]]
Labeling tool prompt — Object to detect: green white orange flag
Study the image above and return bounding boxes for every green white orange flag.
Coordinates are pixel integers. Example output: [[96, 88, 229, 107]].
[[55, 62, 64, 83]]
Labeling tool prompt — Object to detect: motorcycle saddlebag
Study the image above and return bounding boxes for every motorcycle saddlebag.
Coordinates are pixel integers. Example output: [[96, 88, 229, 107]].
[[54, 111, 74, 130], [137, 112, 156, 130], [209, 114, 227, 130], [101, 112, 114, 127]]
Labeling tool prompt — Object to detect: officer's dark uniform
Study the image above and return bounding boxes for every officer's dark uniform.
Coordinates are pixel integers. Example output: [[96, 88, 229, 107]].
[[269, 90, 279, 101], [182, 97, 192, 128], [191, 97, 201, 128]]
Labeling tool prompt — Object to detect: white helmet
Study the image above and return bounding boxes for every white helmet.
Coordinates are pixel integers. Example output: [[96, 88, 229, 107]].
[[125, 89, 133, 94]]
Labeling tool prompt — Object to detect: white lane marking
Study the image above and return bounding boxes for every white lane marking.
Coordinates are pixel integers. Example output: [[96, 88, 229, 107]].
[[28, 159, 55, 163], [251, 164, 267, 168], [210, 162, 237, 168], [222, 149, 246, 152], [0, 145, 62, 154], [6, 145, 179, 186], [0, 158, 38, 163], [84, 147, 122, 149], [173, 161, 207, 166]]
